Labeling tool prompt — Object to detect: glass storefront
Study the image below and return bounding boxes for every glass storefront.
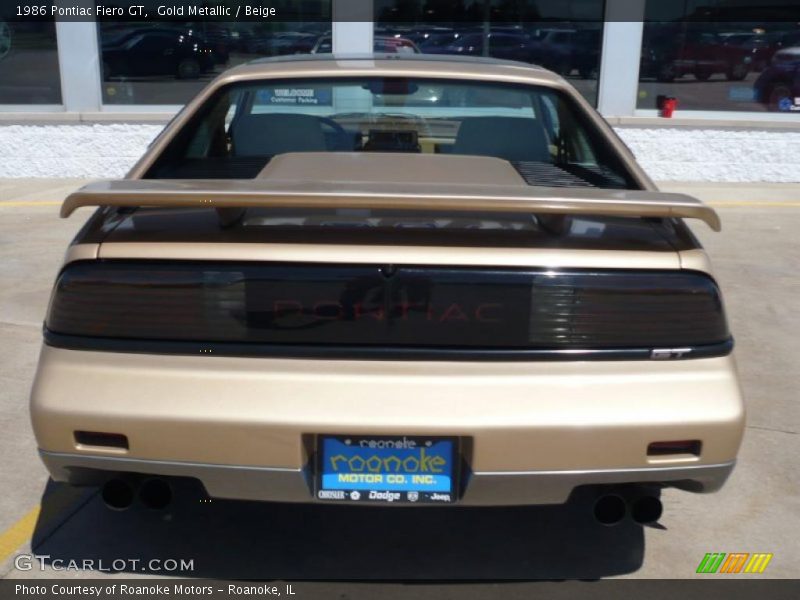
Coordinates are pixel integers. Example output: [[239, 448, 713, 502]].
[[373, 0, 606, 106], [99, 2, 331, 105], [638, 2, 800, 113], [0, 18, 61, 104], [3, 0, 800, 118]]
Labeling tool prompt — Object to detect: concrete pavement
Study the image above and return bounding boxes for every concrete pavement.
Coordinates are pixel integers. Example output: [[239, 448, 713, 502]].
[[0, 179, 797, 580]]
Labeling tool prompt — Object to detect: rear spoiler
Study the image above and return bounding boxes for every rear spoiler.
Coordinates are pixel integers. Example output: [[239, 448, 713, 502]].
[[61, 179, 721, 231]]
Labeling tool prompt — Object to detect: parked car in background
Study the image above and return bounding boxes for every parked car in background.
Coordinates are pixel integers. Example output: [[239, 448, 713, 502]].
[[186, 22, 232, 64], [439, 32, 535, 63], [719, 31, 800, 72], [718, 32, 757, 45], [417, 31, 463, 53], [750, 31, 800, 71], [529, 29, 575, 73], [724, 33, 773, 71], [228, 27, 325, 57], [529, 28, 601, 77], [754, 47, 800, 111], [312, 35, 419, 54], [267, 32, 320, 56], [230, 24, 261, 53], [375, 36, 420, 54], [102, 28, 214, 80], [641, 29, 751, 82], [402, 27, 459, 47], [0, 20, 10, 61]]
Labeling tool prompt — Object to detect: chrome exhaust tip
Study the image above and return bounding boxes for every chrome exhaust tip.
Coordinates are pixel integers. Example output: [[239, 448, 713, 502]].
[[101, 478, 135, 511], [138, 478, 173, 510], [631, 495, 663, 525], [593, 494, 627, 526]]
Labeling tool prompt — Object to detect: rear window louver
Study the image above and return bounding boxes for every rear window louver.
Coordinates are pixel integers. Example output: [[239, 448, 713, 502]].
[[512, 161, 595, 188], [511, 161, 629, 190]]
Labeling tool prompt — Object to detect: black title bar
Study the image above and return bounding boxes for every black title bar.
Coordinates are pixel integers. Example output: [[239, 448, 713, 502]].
[[3, 0, 800, 23]]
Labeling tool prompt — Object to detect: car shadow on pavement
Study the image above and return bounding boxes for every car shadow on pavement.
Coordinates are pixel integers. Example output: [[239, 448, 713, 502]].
[[31, 479, 645, 580]]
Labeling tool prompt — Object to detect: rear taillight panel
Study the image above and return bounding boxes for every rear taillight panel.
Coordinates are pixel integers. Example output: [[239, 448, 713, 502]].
[[46, 261, 731, 356]]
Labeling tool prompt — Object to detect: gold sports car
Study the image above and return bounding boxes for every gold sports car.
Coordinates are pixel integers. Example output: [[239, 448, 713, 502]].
[[31, 54, 744, 524]]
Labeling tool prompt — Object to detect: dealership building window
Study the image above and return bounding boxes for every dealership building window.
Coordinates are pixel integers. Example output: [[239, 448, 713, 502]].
[[99, 3, 331, 105], [637, 1, 800, 114], [372, 0, 606, 106], [1, 0, 799, 121], [0, 20, 62, 104]]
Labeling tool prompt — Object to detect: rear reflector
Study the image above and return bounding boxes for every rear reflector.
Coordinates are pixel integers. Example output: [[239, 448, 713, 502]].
[[74, 431, 129, 450], [647, 440, 702, 457], [46, 261, 731, 355]]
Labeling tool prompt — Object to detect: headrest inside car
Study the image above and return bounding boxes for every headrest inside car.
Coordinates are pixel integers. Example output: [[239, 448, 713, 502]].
[[452, 117, 550, 163], [232, 113, 328, 157]]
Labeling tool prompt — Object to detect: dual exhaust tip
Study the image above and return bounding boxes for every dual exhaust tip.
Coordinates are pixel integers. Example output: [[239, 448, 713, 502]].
[[103, 479, 661, 523], [101, 478, 172, 511], [593, 493, 663, 526]]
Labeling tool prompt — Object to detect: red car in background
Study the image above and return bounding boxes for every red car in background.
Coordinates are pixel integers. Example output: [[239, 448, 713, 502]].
[[641, 28, 751, 82], [749, 31, 800, 71]]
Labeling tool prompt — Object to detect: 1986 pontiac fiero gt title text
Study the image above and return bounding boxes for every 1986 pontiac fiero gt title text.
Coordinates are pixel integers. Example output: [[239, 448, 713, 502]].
[[17, 4, 278, 19]]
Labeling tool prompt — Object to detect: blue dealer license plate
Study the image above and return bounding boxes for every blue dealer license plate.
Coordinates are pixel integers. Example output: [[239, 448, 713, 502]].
[[316, 435, 458, 503]]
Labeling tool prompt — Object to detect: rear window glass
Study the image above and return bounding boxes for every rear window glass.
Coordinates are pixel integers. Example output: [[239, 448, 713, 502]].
[[147, 77, 635, 189]]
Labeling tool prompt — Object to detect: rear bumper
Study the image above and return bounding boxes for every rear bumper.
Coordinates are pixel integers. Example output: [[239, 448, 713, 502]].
[[31, 345, 745, 505], [40, 450, 735, 505]]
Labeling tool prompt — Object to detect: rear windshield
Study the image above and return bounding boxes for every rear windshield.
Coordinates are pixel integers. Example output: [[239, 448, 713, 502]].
[[147, 77, 636, 189]]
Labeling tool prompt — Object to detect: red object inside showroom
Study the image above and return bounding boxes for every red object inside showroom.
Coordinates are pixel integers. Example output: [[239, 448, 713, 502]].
[[661, 97, 678, 118]]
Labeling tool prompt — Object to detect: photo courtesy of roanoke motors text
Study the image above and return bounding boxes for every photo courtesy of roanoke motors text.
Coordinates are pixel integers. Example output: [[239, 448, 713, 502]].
[[0, 0, 798, 597]]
